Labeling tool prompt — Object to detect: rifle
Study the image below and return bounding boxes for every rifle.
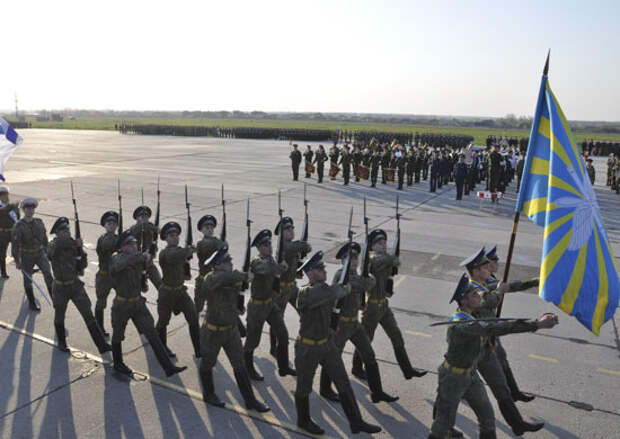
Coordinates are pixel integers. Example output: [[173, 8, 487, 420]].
[[272, 190, 283, 293], [152, 176, 160, 252], [117, 179, 123, 233], [220, 184, 226, 242], [241, 198, 251, 291], [385, 195, 400, 296], [70, 181, 88, 275], [360, 196, 370, 278], [300, 183, 309, 248], [430, 317, 529, 327], [332, 206, 354, 329], [141, 187, 144, 205], [184, 185, 193, 278], [140, 223, 148, 292]]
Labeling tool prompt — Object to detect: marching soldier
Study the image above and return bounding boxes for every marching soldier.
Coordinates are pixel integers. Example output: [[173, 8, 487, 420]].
[[320, 242, 398, 404], [0, 186, 19, 278], [339, 144, 351, 185], [428, 273, 558, 439], [290, 144, 302, 181], [294, 251, 381, 435], [303, 145, 314, 179], [47, 217, 111, 354], [313, 144, 328, 183], [269, 217, 312, 356], [95, 211, 119, 337], [109, 230, 187, 377], [156, 221, 201, 358], [198, 245, 270, 412], [194, 215, 223, 314], [243, 229, 296, 381], [352, 229, 427, 380], [130, 206, 162, 290], [463, 248, 545, 436], [11, 198, 54, 311]]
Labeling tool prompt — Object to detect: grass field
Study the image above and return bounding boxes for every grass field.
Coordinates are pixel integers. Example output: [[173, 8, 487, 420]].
[[23, 117, 620, 145]]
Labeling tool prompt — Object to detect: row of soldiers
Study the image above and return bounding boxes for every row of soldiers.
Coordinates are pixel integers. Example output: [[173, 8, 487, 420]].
[[1, 184, 561, 437]]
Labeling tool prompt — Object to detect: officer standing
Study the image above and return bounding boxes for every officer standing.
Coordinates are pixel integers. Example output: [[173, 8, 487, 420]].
[[156, 221, 201, 358], [313, 144, 328, 183], [303, 145, 314, 179], [290, 144, 302, 181], [130, 206, 162, 290], [352, 229, 427, 380], [294, 251, 381, 435], [110, 230, 187, 377], [454, 154, 467, 200], [198, 245, 270, 412], [0, 186, 19, 278], [243, 229, 296, 381], [11, 198, 54, 311], [320, 242, 398, 404], [47, 217, 111, 354], [95, 211, 119, 337], [369, 147, 381, 188], [194, 215, 224, 314]]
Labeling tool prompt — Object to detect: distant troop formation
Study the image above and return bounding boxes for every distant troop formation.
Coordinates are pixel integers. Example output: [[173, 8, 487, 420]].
[[1, 174, 565, 438]]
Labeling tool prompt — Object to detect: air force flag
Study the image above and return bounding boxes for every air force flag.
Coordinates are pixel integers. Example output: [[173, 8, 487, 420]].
[[0, 117, 23, 182]]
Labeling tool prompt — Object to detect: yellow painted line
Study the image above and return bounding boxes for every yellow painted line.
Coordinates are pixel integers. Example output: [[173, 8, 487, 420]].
[[597, 368, 620, 377], [528, 354, 558, 363], [0, 319, 330, 439], [394, 276, 407, 289], [430, 252, 441, 261], [405, 330, 432, 338]]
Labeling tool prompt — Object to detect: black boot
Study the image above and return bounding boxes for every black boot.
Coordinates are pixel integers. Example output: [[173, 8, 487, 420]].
[[54, 323, 69, 352], [199, 368, 224, 407], [158, 327, 176, 358], [269, 329, 278, 358], [504, 362, 535, 402], [244, 351, 264, 381], [189, 324, 201, 358], [276, 343, 296, 377], [394, 346, 427, 379], [366, 362, 399, 403], [25, 287, 40, 312], [295, 396, 324, 435], [149, 331, 187, 376], [498, 399, 544, 436], [87, 320, 112, 354], [319, 368, 339, 402], [112, 342, 132, 375], [95, 307, 109, 338], [339, 389, 382, 434], [351, 350, 366, 380], [233, 369, 270, 413]]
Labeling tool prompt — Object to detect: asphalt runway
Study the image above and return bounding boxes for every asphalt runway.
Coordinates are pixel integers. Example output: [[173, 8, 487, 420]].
[[0, 129, 618, 438]]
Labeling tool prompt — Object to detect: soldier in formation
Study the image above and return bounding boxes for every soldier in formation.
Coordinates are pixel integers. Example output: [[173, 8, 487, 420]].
[[0, 186, 19, 279], [95, 211, 119, 336], [194, 214, 224, 314]]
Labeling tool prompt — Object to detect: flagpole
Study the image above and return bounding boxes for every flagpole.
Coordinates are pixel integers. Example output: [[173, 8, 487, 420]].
[[496, 51, 550, 318]]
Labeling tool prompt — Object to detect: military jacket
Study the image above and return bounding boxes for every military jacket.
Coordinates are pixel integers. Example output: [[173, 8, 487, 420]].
[[329, 149, 339, 164], [339, 151, 351, 167], [0, 202, 19, 233], [332, 268, 375, 317], [303, 150, 314, 163], [290, 150, 302, 164], [313, 151, 328, 166], [444, 310, 538, 369], [47, 236, 81, 282], [489, 150, 502, 170], [250, 255, 282, 300], [96, 232, 118, 273], [202, 269, 247, 326], [197, 236, 223, 276], [281, 240, 312, 282], [11, 218, 48, 260], [130, 222, 158, 255], [368, 252, 398, 301], [159, 244, 193, 287], [370, 153, 381, 168], [297, 281, 348, 340], [110, 252, 144, 299]]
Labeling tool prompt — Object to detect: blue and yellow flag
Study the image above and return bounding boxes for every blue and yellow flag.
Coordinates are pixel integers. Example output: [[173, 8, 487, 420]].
[[516, 67, 619, 335]]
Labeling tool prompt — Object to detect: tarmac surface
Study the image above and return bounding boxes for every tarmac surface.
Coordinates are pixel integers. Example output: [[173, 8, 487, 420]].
[[0, 129, 618, 439]]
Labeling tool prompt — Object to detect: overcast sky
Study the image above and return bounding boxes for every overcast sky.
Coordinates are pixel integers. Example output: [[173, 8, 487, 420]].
[[3, 0, 619, 121]]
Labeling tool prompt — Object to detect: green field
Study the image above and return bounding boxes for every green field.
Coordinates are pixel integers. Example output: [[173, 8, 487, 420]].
[[23, 117, 620, 145]]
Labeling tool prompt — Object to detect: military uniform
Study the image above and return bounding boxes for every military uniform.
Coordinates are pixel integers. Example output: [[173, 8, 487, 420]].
[[454, 160, 467, 200], [129, 217, 162, 290], [156, 222, 200, 357], [395, 151, 406, 190], [339, 148, 351, 185], [488, 147, 502, 194], [194, 234, 223, 313], [290, 147, 302, 181], [198, 245, 269, 412], [429, 154, 440, 192], [11, 200, 54, 311], [94, 211, 119, 336], [352, 147, 363, 182], [294, 251, 381, 435], [369, 150, 381, 187], [110, 231, 186, 377], [0, 192, 19, 278], [47, 217, 110, 354], [313, 148, 328, 183], [303, 147, 314, 178]]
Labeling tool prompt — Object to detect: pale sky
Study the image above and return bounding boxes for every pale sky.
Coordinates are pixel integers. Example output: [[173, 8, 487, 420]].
[[3, 0, 619, 121]]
